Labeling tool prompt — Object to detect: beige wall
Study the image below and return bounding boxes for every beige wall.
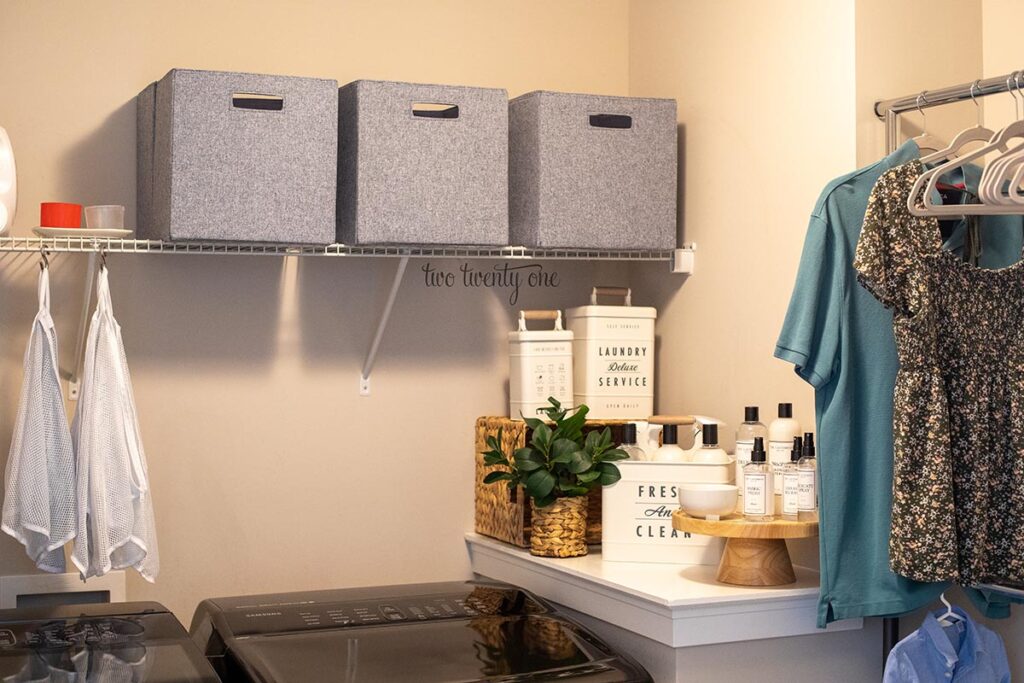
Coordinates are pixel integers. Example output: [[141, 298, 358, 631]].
[[855, 0, 983, 164], [0, 0, 633, 621], [625, 1, 877, 676], [982, 0, 1024, 128], [628, 0, 856, 457]]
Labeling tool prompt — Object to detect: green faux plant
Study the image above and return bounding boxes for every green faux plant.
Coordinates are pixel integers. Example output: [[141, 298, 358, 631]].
[[482, 397, 629, 508]]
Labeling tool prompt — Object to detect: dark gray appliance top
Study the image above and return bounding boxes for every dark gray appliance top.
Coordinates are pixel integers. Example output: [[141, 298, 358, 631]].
[[190, 580, 651, 683], [0, 601, 220, 683]]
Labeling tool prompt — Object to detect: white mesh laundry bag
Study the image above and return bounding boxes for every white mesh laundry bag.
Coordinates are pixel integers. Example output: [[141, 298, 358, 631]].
[[1, 266, 76, 573], [72, 267, 158, 582]]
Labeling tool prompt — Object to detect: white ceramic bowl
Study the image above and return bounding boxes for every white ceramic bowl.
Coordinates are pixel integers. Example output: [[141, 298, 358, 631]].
[[678, 483, 738, 519]]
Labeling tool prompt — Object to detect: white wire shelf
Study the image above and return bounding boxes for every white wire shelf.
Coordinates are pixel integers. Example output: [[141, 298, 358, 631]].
[[1, 235, 694, 397], [0, 236, 687, 265]]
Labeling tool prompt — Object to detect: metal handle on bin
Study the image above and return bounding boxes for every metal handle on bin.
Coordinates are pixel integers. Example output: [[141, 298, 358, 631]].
[[590, 287, 632, 306], [518, 310, 564, 331]]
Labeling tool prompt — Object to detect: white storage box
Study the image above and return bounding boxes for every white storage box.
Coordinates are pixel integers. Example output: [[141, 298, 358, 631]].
[[602, 460, 733, 564], [508, 310, 573, 420], [566, 287, 655, 419]]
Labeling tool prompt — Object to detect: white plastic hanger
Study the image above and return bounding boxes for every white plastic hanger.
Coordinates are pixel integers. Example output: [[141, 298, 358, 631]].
[[936, 592, 964, 628], [993, 75, 1024, 205], [978, 139, 1024, 204], [978, 143, 1022, 204], [919, 81, 997, 166], [910, 92, 945, 156], [913, 74, 1024, 216], [907, 83, 995, 215], [978, 73, 1024, 204], [1005, 150, 1024, 204]]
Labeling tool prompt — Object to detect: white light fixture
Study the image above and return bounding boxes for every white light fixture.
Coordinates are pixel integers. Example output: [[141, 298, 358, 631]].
[[0, 126, 16, 234]]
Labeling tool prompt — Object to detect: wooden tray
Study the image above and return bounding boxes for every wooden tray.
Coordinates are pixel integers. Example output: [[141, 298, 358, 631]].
[[672, 510, 818, 586]]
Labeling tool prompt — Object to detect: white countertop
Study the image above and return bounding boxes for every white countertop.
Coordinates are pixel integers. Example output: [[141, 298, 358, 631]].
[[466, 533, 862, 648]]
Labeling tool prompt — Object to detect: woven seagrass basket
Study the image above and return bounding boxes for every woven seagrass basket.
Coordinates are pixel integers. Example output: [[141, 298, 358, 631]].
[[474, 416, 626, 548]]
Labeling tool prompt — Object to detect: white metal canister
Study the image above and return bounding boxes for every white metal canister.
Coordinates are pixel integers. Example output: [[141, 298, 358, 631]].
[[566, 287, 656, 419], [602, 460, 731, 564], [508, 310, 574, 420]]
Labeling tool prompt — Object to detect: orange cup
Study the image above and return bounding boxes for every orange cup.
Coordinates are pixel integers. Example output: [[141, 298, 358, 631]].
[[40, 202, 81, 228]]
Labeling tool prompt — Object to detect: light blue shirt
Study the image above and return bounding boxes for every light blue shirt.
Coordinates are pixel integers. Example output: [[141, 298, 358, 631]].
[[883, 607, 1010, 682]]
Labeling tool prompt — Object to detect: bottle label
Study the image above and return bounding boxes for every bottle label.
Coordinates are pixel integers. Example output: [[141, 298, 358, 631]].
[[783, 472, 800, 515], [798, 469, 817, 511], [743, 473, 769, 515], [735, 440, 753, 461], [735, 440, 753, 490], [768, 441, 791, 494]]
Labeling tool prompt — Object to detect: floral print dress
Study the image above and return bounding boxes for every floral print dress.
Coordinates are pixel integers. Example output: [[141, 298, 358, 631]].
[[855, 159, 1024, 585]]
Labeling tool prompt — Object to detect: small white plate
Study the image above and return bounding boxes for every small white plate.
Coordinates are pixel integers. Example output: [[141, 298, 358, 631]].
[[34, 227, 133, 238]]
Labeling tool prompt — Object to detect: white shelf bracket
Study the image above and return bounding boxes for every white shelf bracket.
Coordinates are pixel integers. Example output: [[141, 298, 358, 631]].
[[65, 252, 98, 401], [671, 243, 696, 274], [359, 254, 410, 396]]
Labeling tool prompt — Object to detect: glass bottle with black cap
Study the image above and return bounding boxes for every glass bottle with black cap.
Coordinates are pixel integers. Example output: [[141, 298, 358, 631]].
[[743, 437, 774, 522], [619, 423, 647, 461], [782, 436, 803, 521], [736, 406, 768, 496], [798, 433, 818, 522]]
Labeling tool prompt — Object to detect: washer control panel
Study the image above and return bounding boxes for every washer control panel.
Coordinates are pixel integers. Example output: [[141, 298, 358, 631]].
[[224, 594, 487, 635]]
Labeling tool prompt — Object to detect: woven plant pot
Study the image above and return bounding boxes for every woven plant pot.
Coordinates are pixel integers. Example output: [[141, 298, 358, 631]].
[[475, 417, 623, 548], [530, 496, 588, 558]]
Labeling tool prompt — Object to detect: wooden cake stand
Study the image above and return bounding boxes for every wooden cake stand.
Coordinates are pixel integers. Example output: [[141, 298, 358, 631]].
[[672, 509, 818, 586]]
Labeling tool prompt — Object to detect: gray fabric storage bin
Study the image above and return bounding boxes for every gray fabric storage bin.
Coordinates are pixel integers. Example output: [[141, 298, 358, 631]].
[[509, 91, 677, 249], [137, 69, 337, 244], [337, 80, 508, 245]]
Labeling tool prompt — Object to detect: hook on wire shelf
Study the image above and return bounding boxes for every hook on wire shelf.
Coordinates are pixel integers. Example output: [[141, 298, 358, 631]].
[[64, 251, 99, 401]]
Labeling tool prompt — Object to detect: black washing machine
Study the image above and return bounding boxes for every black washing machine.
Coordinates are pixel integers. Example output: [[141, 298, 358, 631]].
[[190, 580, 651, 682], [0, 601, 220, 682]]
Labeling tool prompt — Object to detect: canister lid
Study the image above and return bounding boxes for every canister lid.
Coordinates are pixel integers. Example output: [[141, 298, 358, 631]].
[[507, 329, 575, 342], [564, 304, 657, 320]]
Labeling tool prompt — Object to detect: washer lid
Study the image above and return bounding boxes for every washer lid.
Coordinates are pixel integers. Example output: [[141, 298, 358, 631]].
[[191, 581, 651, 682], [230, 614, 633, 682], [0, 602, 220, 682]]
